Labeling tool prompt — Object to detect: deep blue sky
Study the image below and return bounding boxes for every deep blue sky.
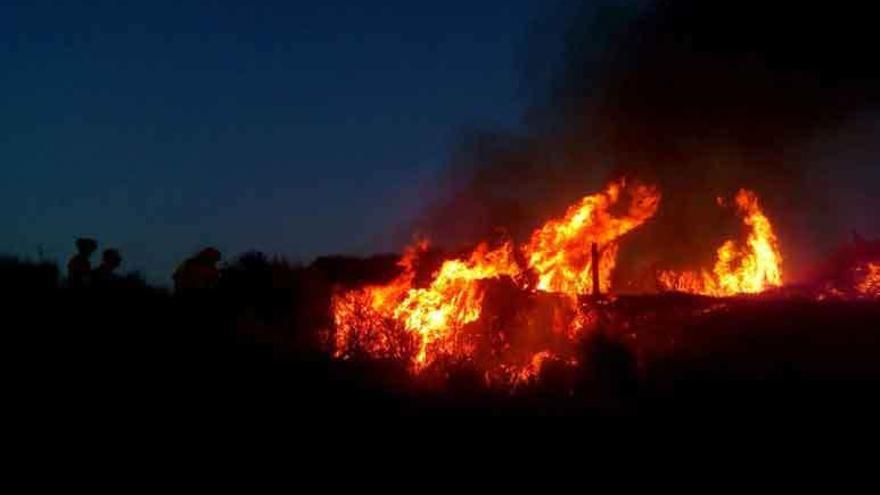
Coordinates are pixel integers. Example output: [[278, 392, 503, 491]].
[[1, 0, 541, 283]]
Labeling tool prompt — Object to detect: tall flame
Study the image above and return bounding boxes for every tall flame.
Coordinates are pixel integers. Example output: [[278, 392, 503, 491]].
[[523, 180, 661, 296], [658, 189, 783, 296]]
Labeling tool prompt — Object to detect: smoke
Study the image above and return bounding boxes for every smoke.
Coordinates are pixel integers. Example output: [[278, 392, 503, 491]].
[[411, 0, 880, 283], [589, 0, 880, 282], [408, 1, 642, 248]]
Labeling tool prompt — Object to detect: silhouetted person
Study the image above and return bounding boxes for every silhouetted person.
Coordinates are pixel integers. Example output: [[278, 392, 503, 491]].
[[92, 249, 122, 288], [173, 247, 221, 292], [67, 238, 97, 288]]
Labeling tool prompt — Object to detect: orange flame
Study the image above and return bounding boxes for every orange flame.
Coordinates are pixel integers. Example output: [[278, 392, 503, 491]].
[[331, 180, 660, 379], [856, 262, 880, 297], [332, 241, 427, 360], [659, 189, 783, 296], [332, 240, 522, 369], [524, 180, 661, 296], [393, 241, 521, 367]]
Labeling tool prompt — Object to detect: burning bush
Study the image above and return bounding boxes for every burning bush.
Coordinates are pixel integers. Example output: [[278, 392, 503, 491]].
[[332, 179, 660, 383], [657, 189, 783, 296], [814, 237, 880, 299]]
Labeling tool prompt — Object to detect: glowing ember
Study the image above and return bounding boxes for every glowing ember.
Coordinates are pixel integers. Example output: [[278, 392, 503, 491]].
[[499, 351, 580, 388], [659, 189, 783, 296]]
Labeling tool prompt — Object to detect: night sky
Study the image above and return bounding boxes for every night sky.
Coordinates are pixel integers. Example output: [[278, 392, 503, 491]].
[[1, 0, 539, 283], [5, 1, 878, 286]]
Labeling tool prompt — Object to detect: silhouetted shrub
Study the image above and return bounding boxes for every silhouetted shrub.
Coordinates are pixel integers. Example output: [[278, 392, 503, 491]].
[[0, 256, 59, 291]]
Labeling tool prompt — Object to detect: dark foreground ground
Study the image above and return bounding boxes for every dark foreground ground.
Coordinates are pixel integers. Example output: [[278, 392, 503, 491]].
[[5, 255, 880, 422]]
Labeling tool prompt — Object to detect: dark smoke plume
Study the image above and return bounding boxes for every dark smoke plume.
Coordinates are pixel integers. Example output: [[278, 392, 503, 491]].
[[412, 0, 880, 284]]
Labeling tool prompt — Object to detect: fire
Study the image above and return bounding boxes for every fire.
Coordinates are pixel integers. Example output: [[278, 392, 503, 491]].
[[393, 241, 521, 366], [502, 351, 576, 387], [856, 262, 880, 297], [332, 241, 426, 360], [812, 235, 880, 300], [659, 189, 783, 296], [331, 180, 660, 380], [332, 240, 522, 369], [524, 180, 661, 296]]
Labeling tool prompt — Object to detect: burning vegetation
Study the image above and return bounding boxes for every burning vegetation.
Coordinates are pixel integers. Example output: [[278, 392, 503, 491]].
[[657, 189, 783, 297], [333, 180, 659, 384], [857, 263, 880, 297], [814, 237, 880, 300], [331, 177, 806, 385], [523, 180, 660, 296], [324, 0, 880, 396], [331, 177, 880, 389]]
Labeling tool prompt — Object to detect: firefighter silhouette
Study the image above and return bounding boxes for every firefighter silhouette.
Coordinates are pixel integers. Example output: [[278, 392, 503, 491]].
[[173, 247, 222, 292], [92, 248, 122, 288], [67, 238, 98, 288]]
